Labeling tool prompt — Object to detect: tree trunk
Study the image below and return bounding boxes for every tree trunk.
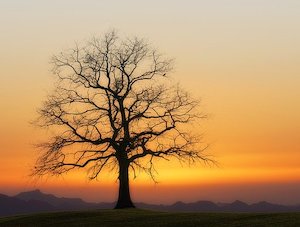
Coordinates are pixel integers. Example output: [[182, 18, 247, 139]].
[[115, 159, 135, 209]]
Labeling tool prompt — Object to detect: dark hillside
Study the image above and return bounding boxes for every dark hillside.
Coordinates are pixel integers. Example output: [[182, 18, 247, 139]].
[[1, 209, 300, 227]]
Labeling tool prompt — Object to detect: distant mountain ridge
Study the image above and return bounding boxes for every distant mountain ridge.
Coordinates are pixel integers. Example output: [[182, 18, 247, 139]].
[[15, 189, 95, 210], [0, 193, 54, 216], [0, 190, 113, 216], [1, 189, 300, 216]]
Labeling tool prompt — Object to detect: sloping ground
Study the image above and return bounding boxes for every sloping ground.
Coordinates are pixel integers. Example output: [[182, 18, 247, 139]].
[[0, 209, 300, 227]]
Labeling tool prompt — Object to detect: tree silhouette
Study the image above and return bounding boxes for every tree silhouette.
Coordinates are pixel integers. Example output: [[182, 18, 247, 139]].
[[33, 31, 211, 208]]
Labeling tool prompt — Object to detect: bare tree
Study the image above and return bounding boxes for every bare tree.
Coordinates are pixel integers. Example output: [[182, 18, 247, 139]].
[[33, 31, 211, 208]]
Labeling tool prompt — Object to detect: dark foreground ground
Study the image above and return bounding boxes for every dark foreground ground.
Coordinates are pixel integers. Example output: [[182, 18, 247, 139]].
[[0, 209, 300, 227]]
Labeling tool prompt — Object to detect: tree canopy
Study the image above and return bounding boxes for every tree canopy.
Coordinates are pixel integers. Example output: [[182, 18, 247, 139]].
[[33, 31, 211, 208]]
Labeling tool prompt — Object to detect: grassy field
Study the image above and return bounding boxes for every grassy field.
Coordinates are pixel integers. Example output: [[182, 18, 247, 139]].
[[0, 209, 300, 227]]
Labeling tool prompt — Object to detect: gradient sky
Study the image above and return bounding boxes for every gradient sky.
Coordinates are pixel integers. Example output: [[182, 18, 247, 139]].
[[0, 0, 300, 205]]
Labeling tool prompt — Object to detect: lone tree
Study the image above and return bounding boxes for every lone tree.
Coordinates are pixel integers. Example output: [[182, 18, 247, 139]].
[[33, 31, 211, 208]]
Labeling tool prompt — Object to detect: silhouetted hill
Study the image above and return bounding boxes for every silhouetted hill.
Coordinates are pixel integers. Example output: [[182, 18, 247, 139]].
[[1, 189, 300, 216], [0, 190, 114, 216], [15, 189, 104, 210], [250, 201, 292, 212], [138, 199, 300, 213], [223, 200, 249, 212], [166, 200, 219, 211], [0, 193, 54, 216]]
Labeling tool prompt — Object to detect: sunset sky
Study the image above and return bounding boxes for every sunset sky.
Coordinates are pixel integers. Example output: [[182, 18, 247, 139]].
[[1, 0, 300, 205]]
